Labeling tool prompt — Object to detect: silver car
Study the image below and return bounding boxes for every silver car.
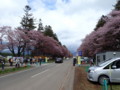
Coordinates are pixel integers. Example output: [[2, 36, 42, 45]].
[[87, 57, 120, 85]]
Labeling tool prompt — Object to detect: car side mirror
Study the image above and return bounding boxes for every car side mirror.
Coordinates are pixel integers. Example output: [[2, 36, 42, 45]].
[[112, 65, 117, 69]]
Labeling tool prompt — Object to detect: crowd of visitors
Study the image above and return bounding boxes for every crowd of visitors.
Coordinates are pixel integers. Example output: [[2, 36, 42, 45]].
[[0, 56, 46, 71]]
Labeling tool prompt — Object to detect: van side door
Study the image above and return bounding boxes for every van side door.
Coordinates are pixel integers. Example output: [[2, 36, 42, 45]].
[[111, 60, 120, 82]]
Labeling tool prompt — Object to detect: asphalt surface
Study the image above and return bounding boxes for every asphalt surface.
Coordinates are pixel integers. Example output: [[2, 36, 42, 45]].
[[0, 59, 74, 90]]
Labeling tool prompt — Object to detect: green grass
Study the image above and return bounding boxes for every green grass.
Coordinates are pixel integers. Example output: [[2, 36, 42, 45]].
[[0, 66, 31, 75], [79, 65, 90, 72], [101, 84, 120, 90], [107, 84, 120, 90], [0, 64, 9, 67], [47, 60, 55, 63]]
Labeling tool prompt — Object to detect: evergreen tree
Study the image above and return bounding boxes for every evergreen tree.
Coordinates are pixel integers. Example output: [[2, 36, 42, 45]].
[[44, 25, 59, 41], [53, 33, 59, 42], [115, 0, 120, 10], [44, 25, 54, 36], [94, 0, 120, 31], [20, 5, 36, 31], [38, 19, 44, 32], [94, 15, 107, 31]]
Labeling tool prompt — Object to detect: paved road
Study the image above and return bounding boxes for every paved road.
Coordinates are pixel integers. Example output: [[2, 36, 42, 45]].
[[0, 59, 74, 90]]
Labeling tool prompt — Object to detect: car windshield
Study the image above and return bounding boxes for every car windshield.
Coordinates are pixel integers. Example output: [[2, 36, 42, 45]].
[[98, 58, 112, 67]]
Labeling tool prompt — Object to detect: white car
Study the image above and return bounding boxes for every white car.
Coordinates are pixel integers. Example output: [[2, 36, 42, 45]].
[[87, 57, 120, 85]]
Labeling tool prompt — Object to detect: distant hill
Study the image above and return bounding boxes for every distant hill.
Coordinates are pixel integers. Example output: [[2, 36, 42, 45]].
[[68, 47, 77, 56]]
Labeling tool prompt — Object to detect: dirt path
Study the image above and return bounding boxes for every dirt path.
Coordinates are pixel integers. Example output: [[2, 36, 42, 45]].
[[73, 66, 101, 90]]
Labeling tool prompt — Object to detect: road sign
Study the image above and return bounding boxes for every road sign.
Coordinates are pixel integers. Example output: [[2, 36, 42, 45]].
[[78, 51, 82, 56]]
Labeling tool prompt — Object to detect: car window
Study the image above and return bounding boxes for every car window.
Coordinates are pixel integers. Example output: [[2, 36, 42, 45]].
[[116, 60, 120, 69], [104, 59, 120, 69], [104, 60, 120, 69], [104, 63, 113, 69], [104, 65, 110, 69]]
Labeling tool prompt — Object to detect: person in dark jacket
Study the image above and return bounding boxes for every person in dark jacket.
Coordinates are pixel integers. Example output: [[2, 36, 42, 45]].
[[1, 59, 5, 71], [73, 57, 77, 66]]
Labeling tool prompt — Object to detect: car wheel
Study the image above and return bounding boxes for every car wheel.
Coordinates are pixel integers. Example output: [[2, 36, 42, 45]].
[[98, 76, 109, 85]]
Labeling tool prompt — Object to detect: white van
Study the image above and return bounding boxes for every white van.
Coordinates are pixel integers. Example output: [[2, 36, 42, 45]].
[[87, 57, 120, 85]]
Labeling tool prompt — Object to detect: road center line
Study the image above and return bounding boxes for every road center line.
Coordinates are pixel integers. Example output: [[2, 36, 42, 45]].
[[31, 69, 49, 78], [59, 63, 72, 90]]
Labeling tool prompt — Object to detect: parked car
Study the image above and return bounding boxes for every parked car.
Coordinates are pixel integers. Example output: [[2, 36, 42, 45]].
[[87, 57, 120, 85], [55, 57, 63, 63]]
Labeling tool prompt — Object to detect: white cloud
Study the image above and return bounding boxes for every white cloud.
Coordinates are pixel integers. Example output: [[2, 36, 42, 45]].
[[0, 0, 117, 53], [0, 0, 27, 27]]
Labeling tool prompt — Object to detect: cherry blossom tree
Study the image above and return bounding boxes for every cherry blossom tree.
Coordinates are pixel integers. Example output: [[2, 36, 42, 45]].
[[0, 26, 71, 57], [28, 30, 70, 57], [0, 26, 8, 51], [78, 5, 120, 57], [1, 27, 30, 56]]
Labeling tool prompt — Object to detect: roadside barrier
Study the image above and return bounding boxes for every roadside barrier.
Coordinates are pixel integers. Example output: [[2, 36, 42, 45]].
[[102, 79, 108, 90], [85, 66, 90, 72]]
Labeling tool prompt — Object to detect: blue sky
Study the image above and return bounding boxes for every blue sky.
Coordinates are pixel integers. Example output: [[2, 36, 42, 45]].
[[41, 0, 57, 10], [0, 0, 117, 53], [28, 0, 70, 10]]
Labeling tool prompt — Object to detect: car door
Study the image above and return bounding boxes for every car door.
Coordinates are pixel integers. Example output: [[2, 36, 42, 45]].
[[110, 60, 120, 82]]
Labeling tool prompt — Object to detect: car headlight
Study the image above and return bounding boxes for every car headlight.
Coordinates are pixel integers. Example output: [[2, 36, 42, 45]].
[[89, 70, 95, 73]]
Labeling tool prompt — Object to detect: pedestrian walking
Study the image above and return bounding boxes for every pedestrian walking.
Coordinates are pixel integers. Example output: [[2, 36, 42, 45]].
[[90, 58, 94, 66], [1, 59, 5, 71], [30, 58, 32, 65], [32, 58, 35, 64], [39, 57, 42, 66], [9, 58, 13, 66], [15, 58, 20, 68], [73, 57, 77, 66], [20, 57, 24, 66]]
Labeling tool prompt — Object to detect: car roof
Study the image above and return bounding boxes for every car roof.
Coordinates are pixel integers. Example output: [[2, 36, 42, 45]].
[[109, 57, 120, 62]]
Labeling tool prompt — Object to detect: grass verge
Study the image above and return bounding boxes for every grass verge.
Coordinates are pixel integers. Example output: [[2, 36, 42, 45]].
[[0, 66, 31, 75], [47, 60, 55, 63]]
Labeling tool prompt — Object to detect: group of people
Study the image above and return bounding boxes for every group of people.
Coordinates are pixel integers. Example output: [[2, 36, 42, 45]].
[[8, 57, 43, 67], [72, 57, 94, 66], [8, 57, 24, 68], [29, 57, 43, 65], [0, 57, 45, 71]]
